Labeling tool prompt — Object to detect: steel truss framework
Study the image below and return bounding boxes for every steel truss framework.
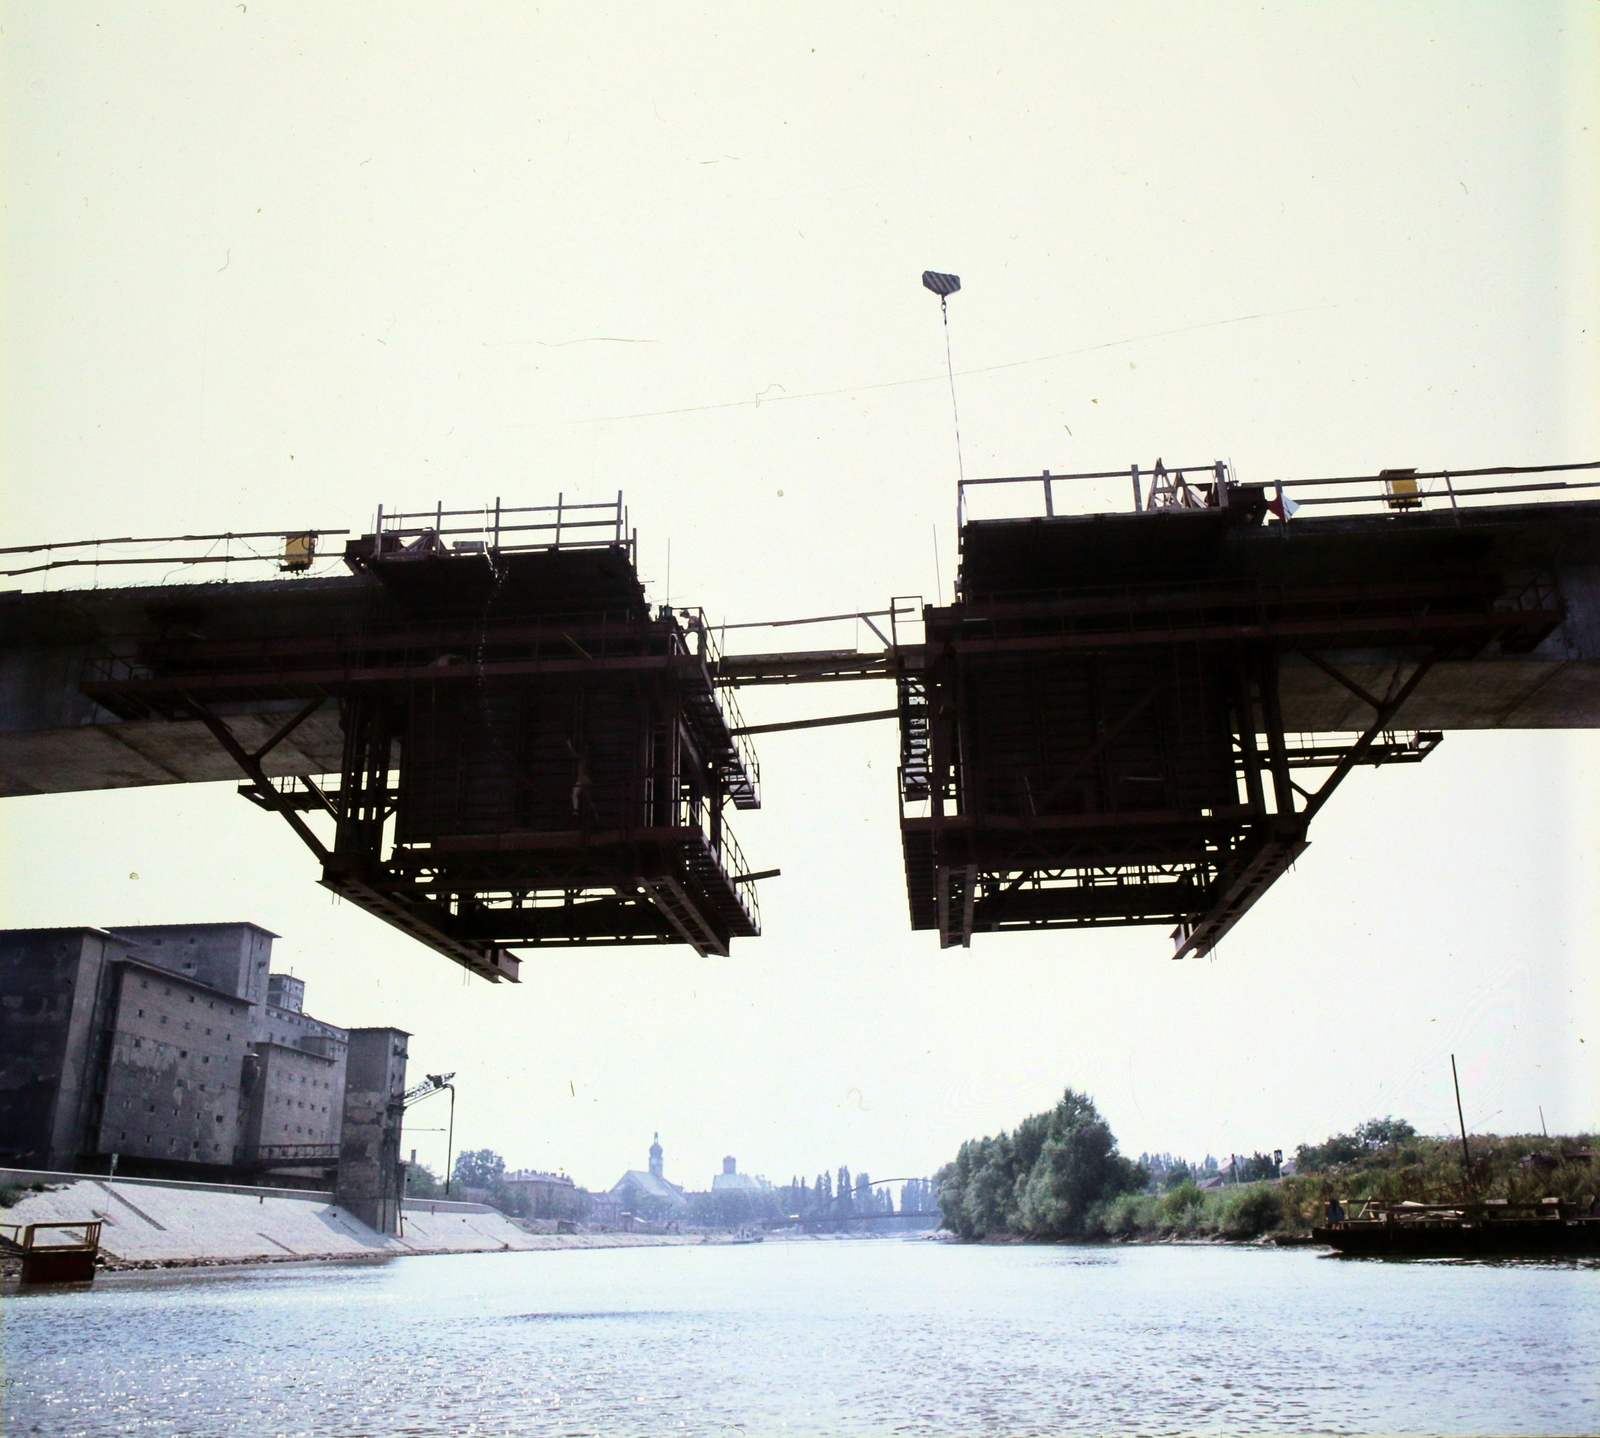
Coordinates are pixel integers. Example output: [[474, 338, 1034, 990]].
[[891, 499, 1565, 957], [82, 534, 761, 980], [63, 480, 1586, 974]]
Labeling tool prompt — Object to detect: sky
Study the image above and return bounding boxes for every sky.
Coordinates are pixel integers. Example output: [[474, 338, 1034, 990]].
[[2, 3, 1597, 1195]]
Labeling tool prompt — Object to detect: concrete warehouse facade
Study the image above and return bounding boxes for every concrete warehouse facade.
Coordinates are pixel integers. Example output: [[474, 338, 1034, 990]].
[[0, 922, 411, 1232]]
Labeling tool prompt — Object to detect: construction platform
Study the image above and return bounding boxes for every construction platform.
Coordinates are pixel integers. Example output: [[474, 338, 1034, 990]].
[[893, 467, 1599, 957], [3, 467, 1598, 969], [25, 500, 763, 978]]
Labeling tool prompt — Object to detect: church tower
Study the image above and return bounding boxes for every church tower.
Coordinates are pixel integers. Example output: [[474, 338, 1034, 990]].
[[649, 1132, 664, 1179]]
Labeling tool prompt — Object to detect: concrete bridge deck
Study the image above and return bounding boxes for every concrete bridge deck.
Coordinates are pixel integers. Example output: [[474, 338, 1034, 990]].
[[3, 501, 1598, 799]]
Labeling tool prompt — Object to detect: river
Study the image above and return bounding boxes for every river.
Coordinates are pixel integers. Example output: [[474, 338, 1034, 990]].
[[4, 1238, 1595, 1436]]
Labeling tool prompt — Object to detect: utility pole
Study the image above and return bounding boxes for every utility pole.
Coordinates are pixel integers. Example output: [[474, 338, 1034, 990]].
[[1451, 1055, 1473, 1198]]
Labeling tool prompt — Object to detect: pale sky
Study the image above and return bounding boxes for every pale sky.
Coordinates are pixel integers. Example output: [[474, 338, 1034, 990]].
[[3, 3, 1597, 1193]]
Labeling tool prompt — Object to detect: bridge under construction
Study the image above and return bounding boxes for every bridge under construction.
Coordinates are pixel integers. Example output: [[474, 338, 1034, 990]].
[[3, 463, 1597, 977]]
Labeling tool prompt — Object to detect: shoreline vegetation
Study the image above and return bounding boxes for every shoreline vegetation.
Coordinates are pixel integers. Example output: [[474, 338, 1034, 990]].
[[934, 1089, 1599, 1246]]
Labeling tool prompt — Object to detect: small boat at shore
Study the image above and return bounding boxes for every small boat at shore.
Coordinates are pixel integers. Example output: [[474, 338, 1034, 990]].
[[1, 1219, 103, 1285], [1314, 1199, 1600, 1258]]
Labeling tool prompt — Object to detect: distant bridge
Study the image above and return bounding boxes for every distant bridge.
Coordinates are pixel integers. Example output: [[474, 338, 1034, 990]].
[[766, 1211, 943, 1229]]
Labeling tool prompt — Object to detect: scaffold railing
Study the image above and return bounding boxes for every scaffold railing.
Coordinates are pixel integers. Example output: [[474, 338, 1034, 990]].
[[372, 492, 635, 561], [957, 459, 1600, 526]]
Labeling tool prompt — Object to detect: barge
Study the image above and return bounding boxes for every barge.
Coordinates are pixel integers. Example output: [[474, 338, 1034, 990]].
[[1314, 1200, 1600, 1258]]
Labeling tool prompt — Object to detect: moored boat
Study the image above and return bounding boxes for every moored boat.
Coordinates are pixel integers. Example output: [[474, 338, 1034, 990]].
[[1314, 1199, 1600, 1258], [1, 1219, 103, 1285]]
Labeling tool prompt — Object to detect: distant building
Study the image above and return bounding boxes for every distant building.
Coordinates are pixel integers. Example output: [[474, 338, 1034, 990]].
[[237, 968, 350, 1177], [501, 1169, 586, 1220], [0, 923, 410, 1234], [711, 1155, 771, 1194], [609, 1133, 687, 1221], [0, 923, 274, 1172], [587, 1190, 625, 1227]]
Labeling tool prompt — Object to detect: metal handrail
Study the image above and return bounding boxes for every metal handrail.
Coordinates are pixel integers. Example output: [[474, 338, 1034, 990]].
[[718, 819, 761, 931], [0, 1220, 103, 1251], [673, 607, 761, 798], [956, 460, 1600, 525], [373, 492, 635, 561]]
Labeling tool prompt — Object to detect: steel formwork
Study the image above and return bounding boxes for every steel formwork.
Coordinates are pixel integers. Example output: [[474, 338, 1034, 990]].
[[80, 505, 762, 979], [15, 460, 1592, 975], [898, 476, 1569, 956]]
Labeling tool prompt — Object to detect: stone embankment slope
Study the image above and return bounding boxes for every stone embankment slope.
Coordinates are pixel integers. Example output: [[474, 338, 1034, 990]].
[[0, 1170, 686, 1268]]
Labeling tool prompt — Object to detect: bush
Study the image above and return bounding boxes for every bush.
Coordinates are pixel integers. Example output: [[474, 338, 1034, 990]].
[[1160, 1162, 1193, 1192], [1086, 1192, 1158, 1239], [1218, 1185, 1282, 1238]]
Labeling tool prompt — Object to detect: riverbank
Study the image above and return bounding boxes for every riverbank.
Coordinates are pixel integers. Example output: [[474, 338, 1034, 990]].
[[0, 1168, 710, 1273]]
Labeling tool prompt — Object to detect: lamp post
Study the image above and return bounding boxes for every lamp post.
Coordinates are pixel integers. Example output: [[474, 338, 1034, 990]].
[[442, 1082, 456, 1198], [403, 1072, 457, 1198]]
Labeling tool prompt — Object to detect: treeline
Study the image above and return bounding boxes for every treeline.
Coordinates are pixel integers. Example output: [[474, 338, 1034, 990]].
[[408, 1148, 939, 1230], [938, 1099, 1599, 1243], [936, 1089, 1146, 1240], [1294, 1117, 1416, 1172], [689, 1168, 939, 1229], [1141, 1152, 1281, 1189]]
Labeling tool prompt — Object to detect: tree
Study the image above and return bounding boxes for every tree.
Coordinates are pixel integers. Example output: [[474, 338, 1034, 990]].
[[405, 1161, 442, 1198], [453, 1148, 506, 1189], [1296, 1117, 1419, 1173], [936, 1089, 1146, 1240], [1357, 1117, 1418, 1149]]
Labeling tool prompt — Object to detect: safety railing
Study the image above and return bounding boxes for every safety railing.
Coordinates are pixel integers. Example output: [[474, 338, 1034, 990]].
[[0, 1219, 103, 1252], [1269, 461, 1600, 520], [673, 606, 760, 801], [716, 819, 762, 932], [958, 463, 1223, 526], [372, 493, 635, 561], [956, 460, 1600, 526]]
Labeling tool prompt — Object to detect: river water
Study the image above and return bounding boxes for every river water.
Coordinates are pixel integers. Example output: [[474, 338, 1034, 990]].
[[4, 1238, 1595, 1436]]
